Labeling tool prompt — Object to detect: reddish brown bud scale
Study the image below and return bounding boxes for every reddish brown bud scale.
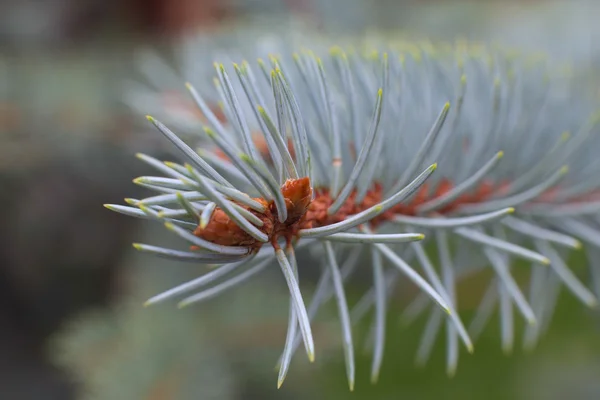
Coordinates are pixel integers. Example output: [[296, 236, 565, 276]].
[[192, 205, 271, 249], [192, 178, 312, 250], [281, 177, 312, 224]]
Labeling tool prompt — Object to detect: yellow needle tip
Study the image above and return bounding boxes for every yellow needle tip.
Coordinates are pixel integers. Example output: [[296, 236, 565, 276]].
[[541, 257, 551, 266]]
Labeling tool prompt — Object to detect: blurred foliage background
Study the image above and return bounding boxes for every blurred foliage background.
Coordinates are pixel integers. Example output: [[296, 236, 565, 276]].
[[2, 0, 600, 399]]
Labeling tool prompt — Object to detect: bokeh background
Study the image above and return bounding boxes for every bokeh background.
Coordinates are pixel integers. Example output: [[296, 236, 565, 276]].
[[2, 0, 600, 399]]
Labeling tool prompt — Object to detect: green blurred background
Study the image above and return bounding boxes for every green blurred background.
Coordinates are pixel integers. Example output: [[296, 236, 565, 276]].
[[2, 1, 600, 399]]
